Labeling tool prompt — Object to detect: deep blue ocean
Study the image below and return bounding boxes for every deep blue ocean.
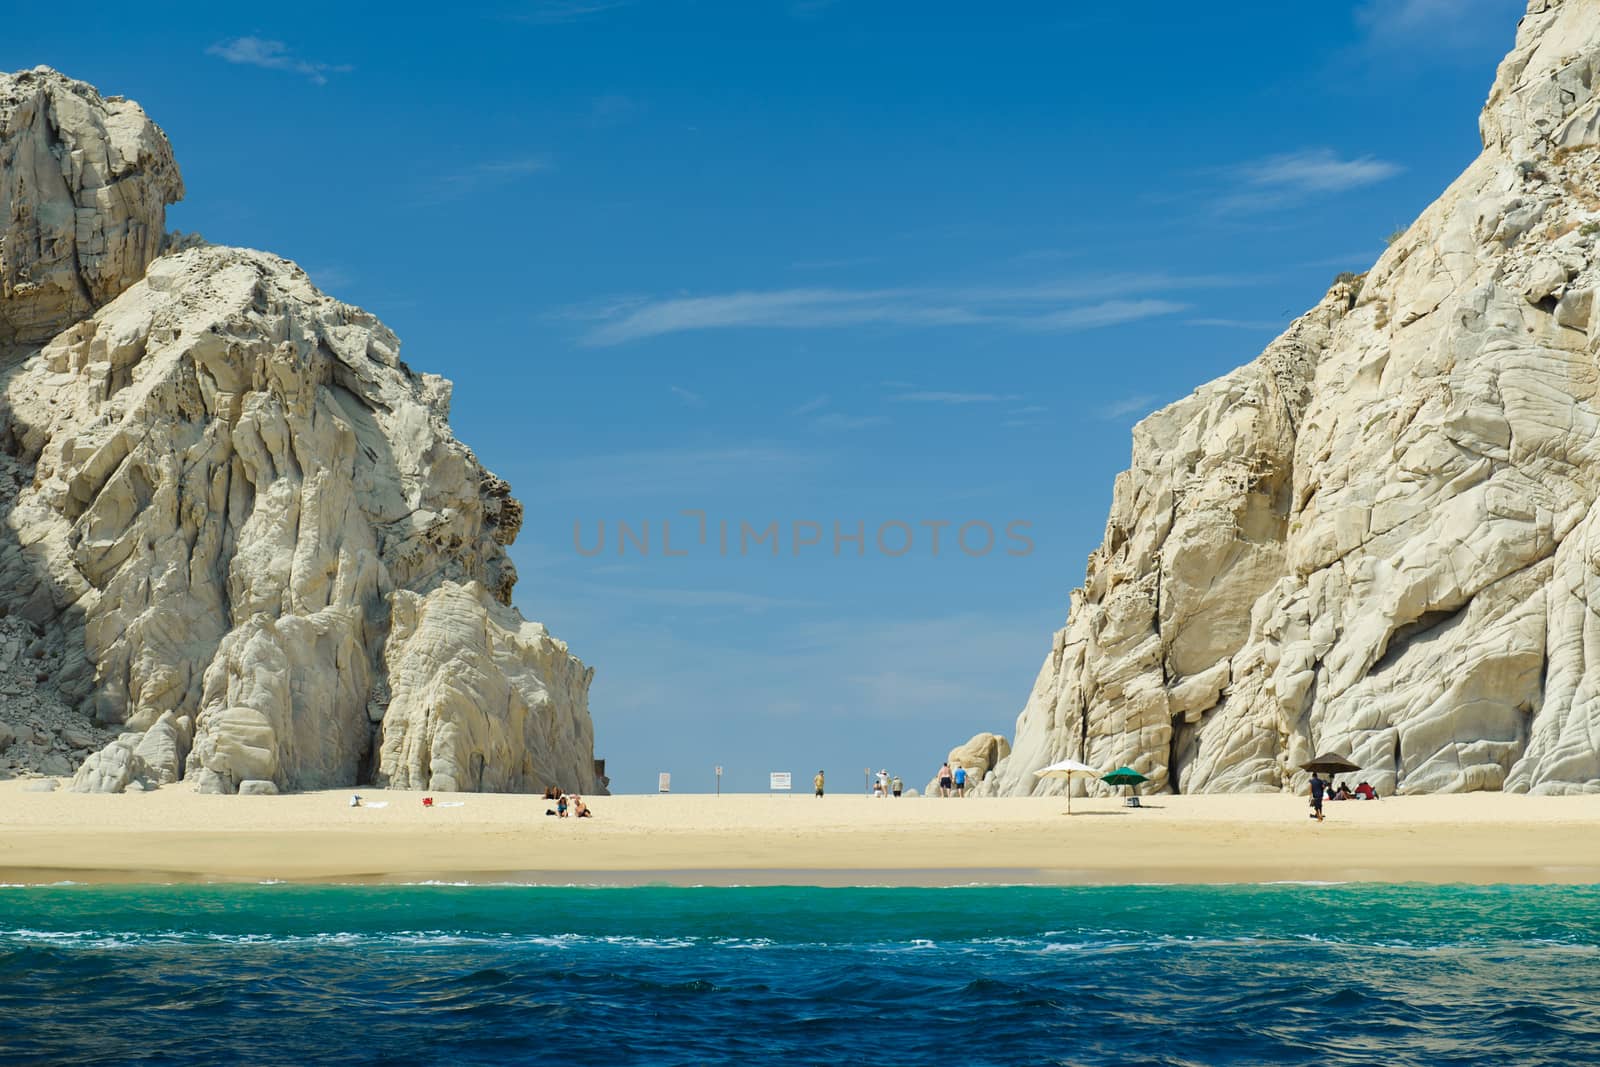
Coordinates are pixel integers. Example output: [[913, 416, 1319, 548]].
[[1, 882, 1597, 1065]]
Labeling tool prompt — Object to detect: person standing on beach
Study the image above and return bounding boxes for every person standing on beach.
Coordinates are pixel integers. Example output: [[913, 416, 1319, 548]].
[[1308, 772, 1326, 822], [814, 770, 825, 797], [953, 764, 967, 797], [938, 762, 953, 798], [891, 774, 903, 798]]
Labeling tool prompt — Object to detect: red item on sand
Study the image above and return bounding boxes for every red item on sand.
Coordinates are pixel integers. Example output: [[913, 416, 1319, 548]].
[[423, 797, 434, 807]]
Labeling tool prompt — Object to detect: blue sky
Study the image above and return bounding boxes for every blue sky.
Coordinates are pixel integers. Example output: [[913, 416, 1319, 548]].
[[8, 0, 1527, 792]]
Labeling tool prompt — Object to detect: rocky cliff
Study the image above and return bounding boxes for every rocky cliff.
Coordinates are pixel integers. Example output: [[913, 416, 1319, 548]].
[[0, 66, 602, 795], [983, 0, 1600, 799]]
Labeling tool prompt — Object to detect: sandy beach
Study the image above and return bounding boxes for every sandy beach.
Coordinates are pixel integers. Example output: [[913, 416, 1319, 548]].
[[1, 781, 1597, 885]]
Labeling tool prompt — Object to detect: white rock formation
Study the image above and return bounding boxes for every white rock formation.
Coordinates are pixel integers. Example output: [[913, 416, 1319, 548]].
[[1, 67, 181, 348], [0, 67, 602, 795], [984, 0, 1600, 799], [923, 731, 1010, 795]]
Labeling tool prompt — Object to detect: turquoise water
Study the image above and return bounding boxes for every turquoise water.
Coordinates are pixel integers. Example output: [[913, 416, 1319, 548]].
[[2, 883, 1597, 1064]]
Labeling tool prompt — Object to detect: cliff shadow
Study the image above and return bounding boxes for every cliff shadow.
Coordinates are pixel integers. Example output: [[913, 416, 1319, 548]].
[[0, 341, 99, 781]]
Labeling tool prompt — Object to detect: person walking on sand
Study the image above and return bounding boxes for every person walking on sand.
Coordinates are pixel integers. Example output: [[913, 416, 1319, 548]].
[[891, 774, 903, 798], [814, 770, 825, 798], [1308, 772, 1326, 822], [938, 761, 954, 798], [953, 763, 967, 797], [876, 769, 889, 798]]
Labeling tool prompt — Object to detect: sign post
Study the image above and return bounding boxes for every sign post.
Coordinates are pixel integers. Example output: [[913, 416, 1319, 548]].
[[769, 771, 791, 794], [715, 765, 723, 796], [658, 772, 671, 794]]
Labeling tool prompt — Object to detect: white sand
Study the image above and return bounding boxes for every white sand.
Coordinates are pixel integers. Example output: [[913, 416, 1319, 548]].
[[2, 780, 1597, 884]]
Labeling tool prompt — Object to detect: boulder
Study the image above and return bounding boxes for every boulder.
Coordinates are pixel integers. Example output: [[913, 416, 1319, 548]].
[[376, 581, 598, 794], [237, 779, 279, 796]]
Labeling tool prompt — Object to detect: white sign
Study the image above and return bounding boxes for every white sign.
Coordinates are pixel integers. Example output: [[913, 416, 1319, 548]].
[[770, 772, 792, 791], [658, 772, 671, 793]]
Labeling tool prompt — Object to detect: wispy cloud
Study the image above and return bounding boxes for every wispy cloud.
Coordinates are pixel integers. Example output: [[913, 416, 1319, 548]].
[[206, 37, 351, 85], [578, 584, 813, 612], [810, 412, 888, 432], [573, 274, 1222, 345], [303, 264, 355, 291], [790, 394, 830, 417], [506, 0, 633, 23], [669, 385, 705, 407], [1243, 149, 1402, 193], [553, 445, 825, 497], [1217, 149, 1401, 214], [1186, 317, 1286, 330], [890, 391, 1020, 405], [1101, 393, 1159, 420], [1356, 0, 1524, 50], [790, 256, 881, 270], [590, 93, 641, 126], [424, 158, 550, 203]]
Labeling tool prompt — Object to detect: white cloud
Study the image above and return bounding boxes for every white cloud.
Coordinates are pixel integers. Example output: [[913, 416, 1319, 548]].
[[890, 391, 1020, 405], [1101, 393, 1159, 420], [552, 445, 825, 497], [1026, 299, 1191, 331], [508, 0, 633, 23], [1186, 318, 1286, 330], [810, 412, 889, 432], [1214, 149, 1402, 215], [790, 255, 881, 270], [206, 37, 352, 85], [790, 394, 830, 417], [669, 385, 705, 407], [576, 274, 1220, 345], [1242, 149, 1403, 193], [425, 158, 550, 203], [1356, 0, 1523, 49]]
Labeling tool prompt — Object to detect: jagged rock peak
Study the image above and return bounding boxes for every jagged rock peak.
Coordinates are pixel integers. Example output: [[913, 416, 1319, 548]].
[[981, 0, 1600, 799], [1, 67, 183, 347]]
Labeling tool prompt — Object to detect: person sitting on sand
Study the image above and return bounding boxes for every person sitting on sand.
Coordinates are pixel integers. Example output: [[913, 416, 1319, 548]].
[[1335, 783, 1353, 801], [573, 796, 592, 818], [557, 794, 569, 817], [1354, 781, 1377, 800]]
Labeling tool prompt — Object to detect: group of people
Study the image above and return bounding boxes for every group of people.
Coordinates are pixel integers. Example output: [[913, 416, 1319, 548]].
[[1328, 780, 1379, 802], [542, 785, 593, 818], [935, 761, 969, 797], [1308, 772, 1378, 820], [807, 762, 976, 798], [870, 769, 904, 797]]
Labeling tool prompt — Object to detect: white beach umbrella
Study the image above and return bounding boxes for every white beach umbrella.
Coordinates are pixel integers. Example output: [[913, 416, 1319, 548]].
[[1034, 758, 1100, 814]]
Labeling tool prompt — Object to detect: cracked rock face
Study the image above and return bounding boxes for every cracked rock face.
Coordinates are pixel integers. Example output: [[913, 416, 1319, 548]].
[[983, 0, 1600, 799], [0, 67, 601, 795], [1, 67, 181, 348]]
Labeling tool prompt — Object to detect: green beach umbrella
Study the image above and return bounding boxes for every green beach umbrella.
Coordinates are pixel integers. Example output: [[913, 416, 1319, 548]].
[[1101, 766, 1148, 803]]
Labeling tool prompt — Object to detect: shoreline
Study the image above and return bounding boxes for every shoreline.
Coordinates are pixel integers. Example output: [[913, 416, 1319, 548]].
[[3, 782, 1598, 887]]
